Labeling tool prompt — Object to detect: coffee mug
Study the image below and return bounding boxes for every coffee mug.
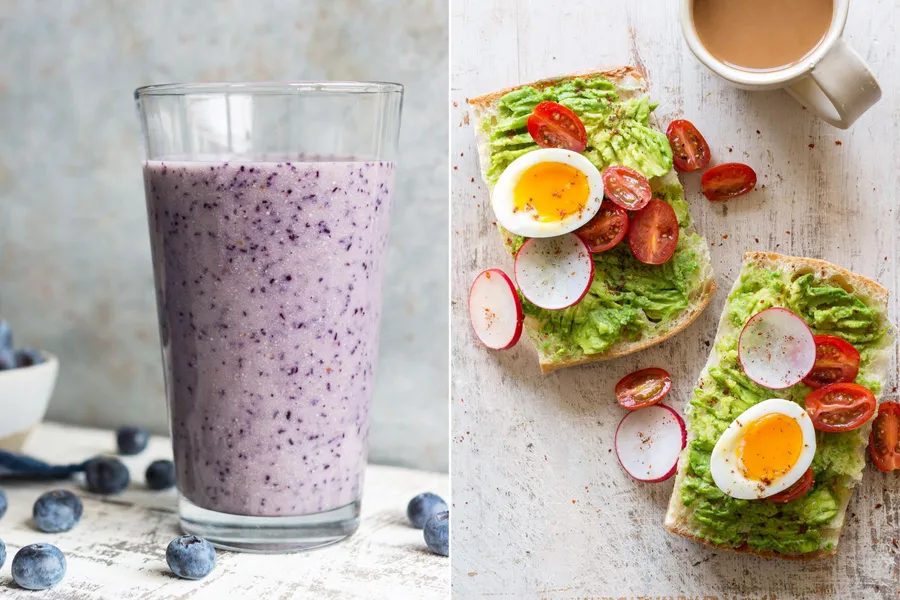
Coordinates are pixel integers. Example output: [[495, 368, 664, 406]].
[[680, 0, 880, 129]]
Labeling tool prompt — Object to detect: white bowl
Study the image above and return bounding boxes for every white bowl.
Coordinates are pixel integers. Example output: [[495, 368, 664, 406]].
[[0, 351, 59, 452]]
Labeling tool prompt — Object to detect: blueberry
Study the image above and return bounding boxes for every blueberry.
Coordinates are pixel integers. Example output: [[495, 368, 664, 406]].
[[0, 320, 12, 350], [407, 492, 448, 529], [116, 426, 149, 455], [0, 539, 6, 569], [12, 543, 66, 590], [15, 348, 44, 368], [166, 535, 216, 580], [0, 348, 15, 370], [0, 488, 7, 520], [145, 459, 176, 490], [33, 490, 83, 533], [84, 457, 130, 494], [423, 511, 449, 556]]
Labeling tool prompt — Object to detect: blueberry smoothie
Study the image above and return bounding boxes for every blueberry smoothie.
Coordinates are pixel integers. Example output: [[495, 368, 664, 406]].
[[143, 159, 394, 517]]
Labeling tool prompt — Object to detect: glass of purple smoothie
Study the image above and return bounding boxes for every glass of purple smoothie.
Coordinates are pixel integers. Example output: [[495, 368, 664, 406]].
[[134, 82, 402, 552]]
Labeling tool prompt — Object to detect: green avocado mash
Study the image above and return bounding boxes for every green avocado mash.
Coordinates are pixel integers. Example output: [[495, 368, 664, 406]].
[[482, 77, 699, 361], [680, 264, 889, 554], [521, 227, 705, 357], [483, 78, 673, 185]]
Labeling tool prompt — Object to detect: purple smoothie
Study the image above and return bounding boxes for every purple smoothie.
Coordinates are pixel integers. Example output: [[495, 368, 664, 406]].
[[143, 158, 394, 517]]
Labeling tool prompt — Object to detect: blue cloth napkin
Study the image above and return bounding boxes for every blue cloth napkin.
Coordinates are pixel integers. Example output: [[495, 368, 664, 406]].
[[0, 450, 88, 479]]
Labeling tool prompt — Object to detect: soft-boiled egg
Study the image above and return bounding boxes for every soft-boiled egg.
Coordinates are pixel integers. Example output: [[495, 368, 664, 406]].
[[492, 148, 603, 238], [710, 398, 816, 500]]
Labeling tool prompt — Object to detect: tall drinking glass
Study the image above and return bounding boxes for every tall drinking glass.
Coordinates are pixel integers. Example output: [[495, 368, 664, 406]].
[[135, 82, 403, 552]]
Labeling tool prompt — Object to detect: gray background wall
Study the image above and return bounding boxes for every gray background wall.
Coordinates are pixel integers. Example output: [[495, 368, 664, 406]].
[[0, 0, 448, 472]]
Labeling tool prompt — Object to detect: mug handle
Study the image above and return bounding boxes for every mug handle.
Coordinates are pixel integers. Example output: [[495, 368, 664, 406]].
[[785, 38, 881, 130]]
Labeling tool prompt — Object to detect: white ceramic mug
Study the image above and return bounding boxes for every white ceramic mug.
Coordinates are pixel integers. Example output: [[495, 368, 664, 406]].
[[680, 0, 880, 129]]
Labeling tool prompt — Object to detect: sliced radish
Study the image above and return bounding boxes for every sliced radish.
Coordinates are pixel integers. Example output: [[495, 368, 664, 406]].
[[738, 307, 816, 389], [468, 269, 523, 350], [615, 404, 686, 482], [514, 234, 594, 310]]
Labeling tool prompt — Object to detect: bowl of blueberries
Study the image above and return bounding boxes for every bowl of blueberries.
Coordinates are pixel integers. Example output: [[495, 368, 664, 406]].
[[0, 320, 58, 452]]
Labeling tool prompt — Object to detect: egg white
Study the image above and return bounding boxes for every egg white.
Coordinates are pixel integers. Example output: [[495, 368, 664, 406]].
[[710, 398, 816, 500], [492, 148, 604, 238]]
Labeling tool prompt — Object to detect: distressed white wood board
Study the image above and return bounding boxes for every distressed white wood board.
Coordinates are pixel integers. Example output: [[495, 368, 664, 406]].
[[450, 0, 900, 598], [0, 423, 448, 599]]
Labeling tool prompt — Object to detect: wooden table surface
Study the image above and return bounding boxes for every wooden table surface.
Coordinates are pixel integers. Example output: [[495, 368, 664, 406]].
[[450, 1, 900, 598], [0, 423, 448, 599]]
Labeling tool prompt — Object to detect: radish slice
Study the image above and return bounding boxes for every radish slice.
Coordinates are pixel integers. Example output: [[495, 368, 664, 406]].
[[615, 404, 686, 482], [468, 269, 523, 350], [514, 234, 594, 310], [738, 307, 816, 389]]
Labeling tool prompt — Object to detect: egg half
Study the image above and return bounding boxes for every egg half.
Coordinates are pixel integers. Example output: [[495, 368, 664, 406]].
[[492, 148, 604, 238], [710, 398, 816, 500]]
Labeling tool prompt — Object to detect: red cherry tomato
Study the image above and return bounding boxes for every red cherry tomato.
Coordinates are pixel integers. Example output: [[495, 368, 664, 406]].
[[615, 368, 672, 410], [768, 468, 814, 503], [869, 401, 900, 472], [574, 200, 629, 253], [602, 165, 652, 211], [805, 382, 877, 433], [701, 163, 757, 201], [628, 199, 679, 265], [666, 119, 711, 172], [802, 335, 860, 389], [526, 101, 588, 153]]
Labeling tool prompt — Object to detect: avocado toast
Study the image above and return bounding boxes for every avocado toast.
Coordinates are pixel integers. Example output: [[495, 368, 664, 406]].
[[665, 251, 894, 558], [468, 67, 716, 373]]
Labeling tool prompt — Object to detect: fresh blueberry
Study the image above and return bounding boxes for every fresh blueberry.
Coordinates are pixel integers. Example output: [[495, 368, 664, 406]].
[[145, 459, 176, 491], [0, 539, 6, 569], [84, 456, 130, 494], [166, 535, 216, 580], [0, 348, 15, 370], [0, 320, 12, 350], [0, 488, 7, 520], [15, 348, 44, 368], [423, 511, 449, 556], [12, 543, 66, 590], [407, 492, 448, 529], [33, 490, 83, 533], [116, 426, 150, 455]]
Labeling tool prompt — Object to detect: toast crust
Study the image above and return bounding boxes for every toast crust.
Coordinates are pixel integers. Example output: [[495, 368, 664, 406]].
[[469, 66, 715, 373], [664, 251, 892, 559], [467, 66, 646, 108]]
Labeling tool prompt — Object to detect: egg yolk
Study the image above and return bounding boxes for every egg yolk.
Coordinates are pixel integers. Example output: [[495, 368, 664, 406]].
[[737, 413, 803, 483], [513, 162, 590, 222]]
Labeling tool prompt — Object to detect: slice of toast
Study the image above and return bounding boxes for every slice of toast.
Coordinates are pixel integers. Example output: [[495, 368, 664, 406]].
[[468, 67, 715, 373], [664, 251, 893, 559]]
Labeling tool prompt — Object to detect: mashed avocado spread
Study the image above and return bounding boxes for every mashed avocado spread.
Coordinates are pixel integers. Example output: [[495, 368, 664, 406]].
[[680, 264, 887, 554], [484, 78, 673, 184], [481, 77, 700, 360]]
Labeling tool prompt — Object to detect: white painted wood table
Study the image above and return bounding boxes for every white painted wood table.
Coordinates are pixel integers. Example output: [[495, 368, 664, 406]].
[[450, 1, 900, 598], [0, 423, 448, 599]]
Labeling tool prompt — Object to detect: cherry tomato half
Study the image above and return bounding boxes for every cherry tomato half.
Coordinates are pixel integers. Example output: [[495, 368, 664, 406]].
[[526, 101, 588, 153], [805, 382, 877, 433], [574, 200, 629, 253], [666, 119, 711, 172], [602, 165, 651, 211], [869, 401, 900, 472], [628, 198, 679, 265], [768, 468, 814, 503], [701, 163, 757, 201], [802, 335, 860, 389], [615, 368, 672, 410]]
